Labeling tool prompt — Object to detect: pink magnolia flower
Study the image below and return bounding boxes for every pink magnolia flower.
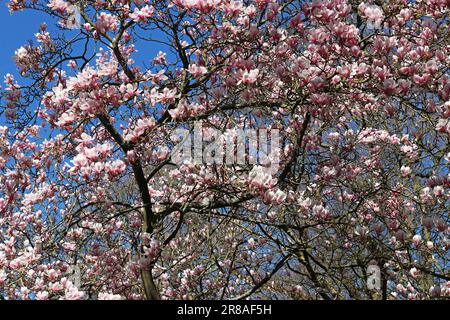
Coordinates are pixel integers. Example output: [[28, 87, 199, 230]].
[[55, 112, 76, 127], [36, 291, 49, 300], [436, 119, 450, 134], [72, 153, 88, 169], [124, 117, 155, 142], [313, 204, 331, 220], [75, 133, 94, 146], [47, 0, 73, 14], [400, 165, 411, 177], [130, 5, 155, 24], [14, 46, 28, 61], [263, 189, 287, 205], [83, 147, 99, 161], [63, 282, 85, 300], [412, 235, 422, 247], [383, 79, 397, 95], [361, 4, 384, 29], [95, 12, 118, 34], [175, 0, 220, 13], [97, 143, 113, 157], [412, 74, 430, 85], [159, 88, 179, 104], [106, 160, 127, 177], [239, 69, 259, 85], [187, 64, 208, 78], [248, 166, 276, 190], [153, 51, 167, 65]]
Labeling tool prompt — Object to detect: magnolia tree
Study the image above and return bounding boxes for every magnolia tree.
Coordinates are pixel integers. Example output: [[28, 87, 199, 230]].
[[0, 0, 449, 300]]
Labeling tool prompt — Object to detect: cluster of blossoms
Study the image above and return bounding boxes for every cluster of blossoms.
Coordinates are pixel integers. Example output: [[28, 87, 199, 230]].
[[14, 45, 41, 74], [69, 142, 129, 179], [248, 166, 286, 205], [123, 117, 156, 143], [358, 2, 384, 29], [130, 5, 155, 23]]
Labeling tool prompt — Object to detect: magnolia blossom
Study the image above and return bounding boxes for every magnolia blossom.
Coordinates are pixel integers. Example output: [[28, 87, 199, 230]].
[[153, 51, 167, 65], [239, 69, 259, 85], [159, 88, 179, 104], [14, 46, 27, 60], [47, 0, 73, 14], [313, 204, 331, 220], [55, 112, 76, 127], [72, 153, 88, 168], [14, 45, 40, 72], [36, 291, 50, 300], [360, 3, 384, 29], [106, 159, 127, 177], [187, 64, 208, 78], [174, 0, 221, 12], [130, 5, 155, 23], [412, 235, 422, 247], [400, 165, 411, 177], [436, 119, 450, 133], [263, 189, 287, 205], [95, 12, 118, 34], [248, 166, 276, 190], [62, 282, 85, 300], [124, 117, 156, 143]]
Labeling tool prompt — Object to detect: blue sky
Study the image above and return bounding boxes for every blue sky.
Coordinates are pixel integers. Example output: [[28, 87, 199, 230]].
[[0, 4, 47, 79], [0, 3, 169, 82]]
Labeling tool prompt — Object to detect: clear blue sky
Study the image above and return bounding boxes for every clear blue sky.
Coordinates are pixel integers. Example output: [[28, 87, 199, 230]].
[[0, 3, 167, 83], [0, 4, 49, 79]]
